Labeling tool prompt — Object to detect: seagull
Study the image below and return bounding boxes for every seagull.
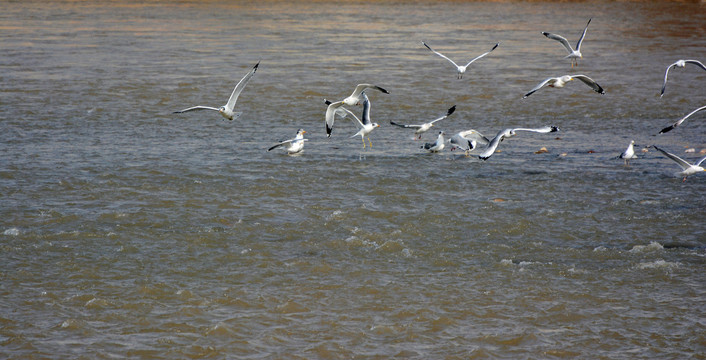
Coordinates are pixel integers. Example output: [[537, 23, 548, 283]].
[[267, 129, 308, 154], [619, 140, 638, 166], [174, 62, 259, 120], [390, 105, 456, 140], [652, 145, 706, 182], [523, 75, 604, 98], [422, 41, 499, 79], [660, 60, 706, 97], [542, 18, 591, 68], [659, 105, 706, 134], [478, 126, 559, 160], [449, 129, 490, 155], [422, 131, 446, 152], [341, 84, 389, 106], [333, 92, 380, 148]]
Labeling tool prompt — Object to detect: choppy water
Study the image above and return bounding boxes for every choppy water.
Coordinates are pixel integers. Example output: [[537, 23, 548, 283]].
[[1, 0, 705, 358]]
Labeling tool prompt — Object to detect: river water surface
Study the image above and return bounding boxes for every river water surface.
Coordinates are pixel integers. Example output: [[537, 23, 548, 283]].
[[1, 0, 705, 358]]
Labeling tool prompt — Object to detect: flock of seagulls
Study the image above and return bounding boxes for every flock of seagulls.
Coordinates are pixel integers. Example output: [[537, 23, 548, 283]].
[[173, 19, 705, 180]]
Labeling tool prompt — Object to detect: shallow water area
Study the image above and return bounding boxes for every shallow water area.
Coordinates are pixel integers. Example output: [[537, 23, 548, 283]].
[[1, 0, 705, 358]]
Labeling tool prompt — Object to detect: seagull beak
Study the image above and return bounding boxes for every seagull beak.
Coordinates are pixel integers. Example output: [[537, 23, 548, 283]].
[[302, 131, 307, 134]]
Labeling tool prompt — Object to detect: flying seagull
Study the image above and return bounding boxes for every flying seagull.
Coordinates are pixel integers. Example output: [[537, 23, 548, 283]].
[[341, 84, 389, 106], [542, 18, 591, 68], [174, 62, 259, 120], [652, 145, 706, 182], [660, 60, 706, 97], [523, 75, 604, 98], [618, 140, 638, 166], [332, 92, 380, 148], [267, 129, 308, 154], [478, 126, 559, 160], [422, 41, 499, 79], [390, 105, 456, 140]]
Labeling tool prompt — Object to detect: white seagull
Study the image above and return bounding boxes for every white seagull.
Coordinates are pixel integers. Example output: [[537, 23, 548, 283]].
[[267, 129, 308, 154], [660, 60, 706, 97], [449, 129, 490, 155], [422, 131, 446, 152], [478, 126, 559, 160], [659, 105, 706, 134], [390, 105, 456, 140], [523, 75, 604, 98], [341, 84, 389, 106], [619, 140, 638, 166], [334, 92, 380, 148], [174, 62, 259, 120], [542, 18, 591, 68], [422, 41, 499, 79], [652, 145, 706, 182]]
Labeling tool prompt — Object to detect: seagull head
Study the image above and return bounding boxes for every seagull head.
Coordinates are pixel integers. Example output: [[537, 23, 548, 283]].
[[373, 123, 380, 128]]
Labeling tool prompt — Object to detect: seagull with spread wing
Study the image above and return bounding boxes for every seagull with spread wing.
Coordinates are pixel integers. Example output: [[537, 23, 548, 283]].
[[390, 105, 456, 140], [542, 18, 591, 68], [660, 60, 706, 97], [422, 41, 499, 79], [523, 75, 604, 98], [478, 126, 559, 160], [174, 62, 259, 120], [652, 146, 706, 182]]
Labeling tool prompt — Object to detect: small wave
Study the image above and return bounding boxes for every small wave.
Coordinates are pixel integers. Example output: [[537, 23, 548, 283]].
[[3, 228, 20, 236], [637, 260, 680, 270], [629, 241, 663, 253]]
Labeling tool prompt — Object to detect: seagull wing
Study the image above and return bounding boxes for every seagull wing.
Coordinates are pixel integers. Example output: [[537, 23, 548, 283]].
[[464, 43, 499, 67], [429, 105, 457, 124], [659, 105, 706, 134], [511, 126, 560, 134], [478, 129, 511, 160], [660, 62, 678, 97], [267, 138, 308, 152], [696, 155, 706, 167], [224, 61, 259, 112], [523, 77, 554, 98], [389, 121, 423, 129], [457, 129, 490, 146], [653, 146, 693, 171], [542, 32, 574, 54], [422, 41, 460, 68], [575, 18, 591, 51], [360, 93, 371, 126], [572, 74, 605, 94], [173, 105, 220, 113], [685, 60, 706, 71], [350, 84, 389, 99], [338, 107, 364, 129], [325, 101, 346, 137]]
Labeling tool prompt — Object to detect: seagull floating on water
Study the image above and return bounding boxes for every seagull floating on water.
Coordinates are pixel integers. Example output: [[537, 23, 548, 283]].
[[449, 129, 490, 155], [267, 129, 308, 154], [390, 105, 456, 140], [659, 105, 706, 134], [652, 145, 706, 182], [422, 131, 446, 152], [174, 62, 259, 120], [478, 126, 559, 160], [542, 18, 591, 68], [422, 41, 499, 79], [619, 140, 638, 166], [523, 75, 604, 98], [660, 60, 706, 97]]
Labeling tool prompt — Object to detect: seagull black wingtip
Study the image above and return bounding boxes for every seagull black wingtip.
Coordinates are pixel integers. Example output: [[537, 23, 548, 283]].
[[658, 126, 674, 134]]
